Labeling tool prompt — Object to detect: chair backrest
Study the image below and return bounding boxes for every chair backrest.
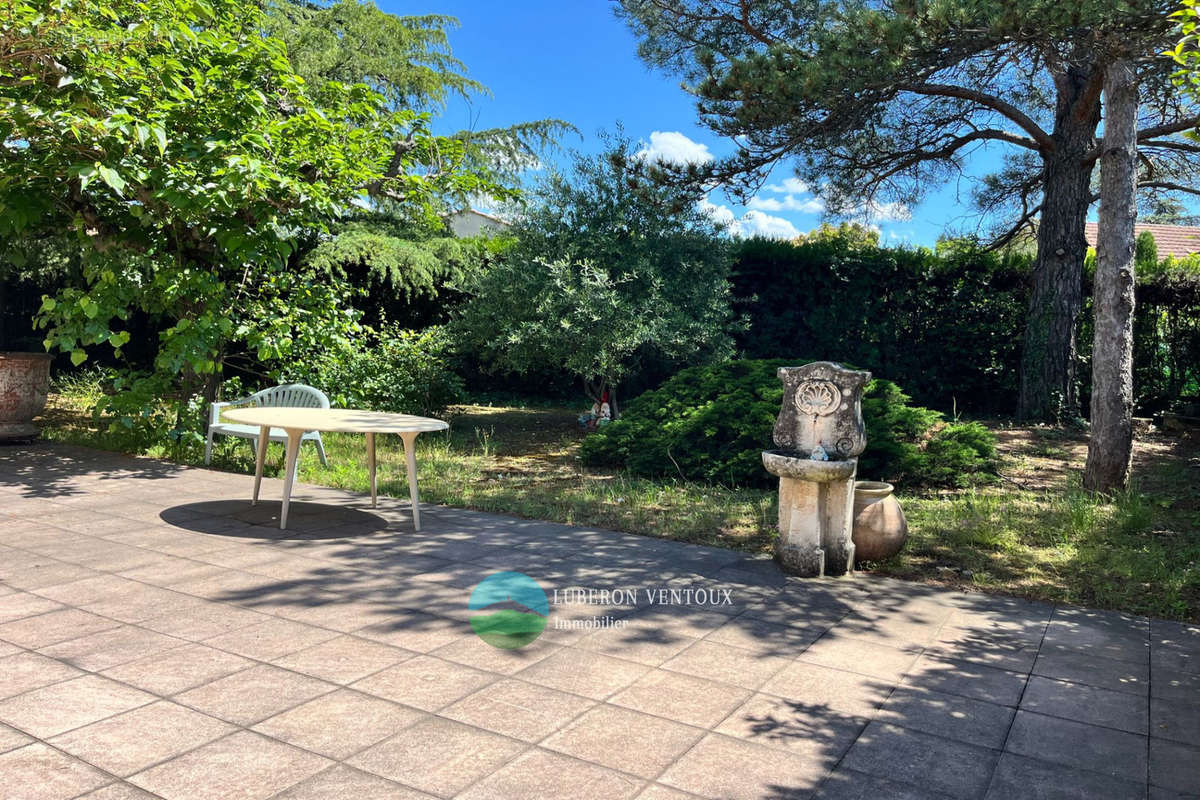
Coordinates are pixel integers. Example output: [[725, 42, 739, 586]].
[[251, 383, 330, 410]]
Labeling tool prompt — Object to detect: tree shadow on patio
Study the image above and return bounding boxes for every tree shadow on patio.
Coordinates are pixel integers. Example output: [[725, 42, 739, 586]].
[[0, 442, 186, 498]]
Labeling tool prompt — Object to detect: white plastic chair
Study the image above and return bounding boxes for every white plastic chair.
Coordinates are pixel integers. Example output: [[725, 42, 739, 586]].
[[204, 383, 329, 475]]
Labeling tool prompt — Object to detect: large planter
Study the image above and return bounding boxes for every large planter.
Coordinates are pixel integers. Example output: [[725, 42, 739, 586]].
[[851, 480, 908, 564], [0, 352, 52, 441]]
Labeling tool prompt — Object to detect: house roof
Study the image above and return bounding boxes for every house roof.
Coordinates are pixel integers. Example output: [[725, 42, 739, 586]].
[[1084, 222, 1200, 259], [449, 208, 511, 226]]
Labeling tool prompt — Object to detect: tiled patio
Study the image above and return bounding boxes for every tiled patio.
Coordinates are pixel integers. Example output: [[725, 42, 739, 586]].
[[0, 444, 1197, 800]]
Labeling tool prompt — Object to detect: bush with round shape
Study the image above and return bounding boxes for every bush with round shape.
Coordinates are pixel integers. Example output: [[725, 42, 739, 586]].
[[579, 359, 998, 488]]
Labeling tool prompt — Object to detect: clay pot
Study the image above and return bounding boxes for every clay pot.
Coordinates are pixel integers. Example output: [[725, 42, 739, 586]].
[[852, 480, 908, 563], [0, 352, 52, 441]]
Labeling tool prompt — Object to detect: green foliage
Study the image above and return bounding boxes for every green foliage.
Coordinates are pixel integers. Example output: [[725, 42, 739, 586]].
[[580, 359, 999, 489], [267, 0, 575, 206], [1135, 230, 1158, 272], [264, 1, 484, 111], [260, 0, 573, 327], [287, 326, 464, 416], [453, 135, 735, 401], [0, 0, 506, 438], [793, 222, 880, 248], [303, 219, 490, 299], [731, 235, 1031, 412]]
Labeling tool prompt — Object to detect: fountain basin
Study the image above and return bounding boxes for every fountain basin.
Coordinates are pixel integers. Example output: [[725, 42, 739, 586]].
[[762, 450, 857, 482]]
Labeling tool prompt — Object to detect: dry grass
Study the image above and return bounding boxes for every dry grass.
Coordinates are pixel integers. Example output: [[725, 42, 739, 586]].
[[40, 391, 1200, 619]]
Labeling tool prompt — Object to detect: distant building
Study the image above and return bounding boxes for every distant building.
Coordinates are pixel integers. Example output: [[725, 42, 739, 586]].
[[446, 208, 512, 238], [1084, 222, 1200, 259]]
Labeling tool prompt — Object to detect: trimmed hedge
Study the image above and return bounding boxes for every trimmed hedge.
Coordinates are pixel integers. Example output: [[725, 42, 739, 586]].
[[580, 359, 997, 489]]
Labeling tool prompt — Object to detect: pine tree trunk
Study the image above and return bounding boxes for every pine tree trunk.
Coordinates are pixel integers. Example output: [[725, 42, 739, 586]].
[[1018, 63, 1102, 422], [1084, 59, 1138, 492]]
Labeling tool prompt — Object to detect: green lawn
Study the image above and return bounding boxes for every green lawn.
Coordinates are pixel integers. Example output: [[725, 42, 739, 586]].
[[39, 392, 1200, 620]]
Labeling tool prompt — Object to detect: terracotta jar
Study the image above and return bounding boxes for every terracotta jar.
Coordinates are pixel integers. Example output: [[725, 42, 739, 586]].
[[851, 480, 908, 563], [0, 352, 52, 441]]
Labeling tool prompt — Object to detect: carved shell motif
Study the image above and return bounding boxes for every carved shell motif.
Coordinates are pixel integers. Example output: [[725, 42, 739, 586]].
[[793, 380, 841, 416]]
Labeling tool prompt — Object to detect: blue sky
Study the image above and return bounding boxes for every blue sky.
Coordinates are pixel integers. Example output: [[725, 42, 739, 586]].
[[388, 0, 999, 247]]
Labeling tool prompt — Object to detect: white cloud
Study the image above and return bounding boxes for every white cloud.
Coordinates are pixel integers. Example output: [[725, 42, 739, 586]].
[[764, 177, 811, 194], [738, 210, 801, 239], [747, 194, 825, 214], [858, 200, 911, 222], [636, 131, 714, 166], [697, 197, 800, 240], [697, 196, 736, 226]]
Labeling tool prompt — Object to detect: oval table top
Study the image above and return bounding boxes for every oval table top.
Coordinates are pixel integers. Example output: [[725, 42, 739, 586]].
[[222, 407, 449, 435]]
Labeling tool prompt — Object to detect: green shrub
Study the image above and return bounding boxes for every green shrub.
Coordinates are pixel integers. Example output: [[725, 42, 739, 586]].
[[288, 325, 464, 416], [580, 359, 998, 488]]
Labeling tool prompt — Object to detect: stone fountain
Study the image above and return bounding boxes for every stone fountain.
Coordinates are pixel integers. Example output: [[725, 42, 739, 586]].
[[762, 362, 871, 577]]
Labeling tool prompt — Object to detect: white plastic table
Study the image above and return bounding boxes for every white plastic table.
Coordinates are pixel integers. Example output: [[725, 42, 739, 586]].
[[221, 407, 449, 530]]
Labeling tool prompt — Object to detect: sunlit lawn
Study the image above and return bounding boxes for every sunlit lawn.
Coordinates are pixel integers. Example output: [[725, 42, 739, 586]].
[[40, 391, 1200, 620]]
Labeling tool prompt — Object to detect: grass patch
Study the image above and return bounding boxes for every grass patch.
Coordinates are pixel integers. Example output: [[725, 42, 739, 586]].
[[38, 389, 1200, 620]]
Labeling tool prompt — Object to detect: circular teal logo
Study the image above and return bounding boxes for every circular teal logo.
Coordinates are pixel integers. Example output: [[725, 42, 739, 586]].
[[468, 571, 549, 649]]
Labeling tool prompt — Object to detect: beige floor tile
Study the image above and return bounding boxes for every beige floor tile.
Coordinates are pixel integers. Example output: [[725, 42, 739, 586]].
[[0, 650, 84, 700], [102, 643, 252, 696], [349, 716, 527, 798], [128, 730, 331, 800], [761, 660, 896, 716], [442, 678, 596, 742], [0, 608, 121, 649], [202, 617, 339, 661], [32, 574, 141, 606], [50, 700, 235, 776], [3, 560, 99, 591], [252, 689, 423, 759], [117, 560, 227, 592], [543, 703, 705, 778], [39, 625, 183, 672], [356, 611, 468, 653], [271, 635, 413, 684], [456, 747, 644, 800], [575, 623, 698, 667], [0, 674, 155, 738], [82, 585, 208, 624], [635, 785, 702, 800], [0, 742, 110, 800], [174, 664, 335, 725], [516, 647, 650, 700], [704, 615, 827, 656], [268, 596, 397, 633], [713, 693, 865, 760], [430, 634, 560, 675], [658, 733, 827, 799], [610, 669, 752, 728], [350, 654, 497, 711], [661, 640, 792, 690], [0, 721, 33, 754], [797, 632, 922, 682], [75, 783, 163, 800], [272, 765, 435, 799], [139, 602, 269, 641]]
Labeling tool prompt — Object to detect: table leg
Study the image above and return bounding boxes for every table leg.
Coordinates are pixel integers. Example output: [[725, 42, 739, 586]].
[[400, 432, 421, 531], [252, 426, 269, 505], [366, 431, 377, 508], [280, 429, 302, 530]]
